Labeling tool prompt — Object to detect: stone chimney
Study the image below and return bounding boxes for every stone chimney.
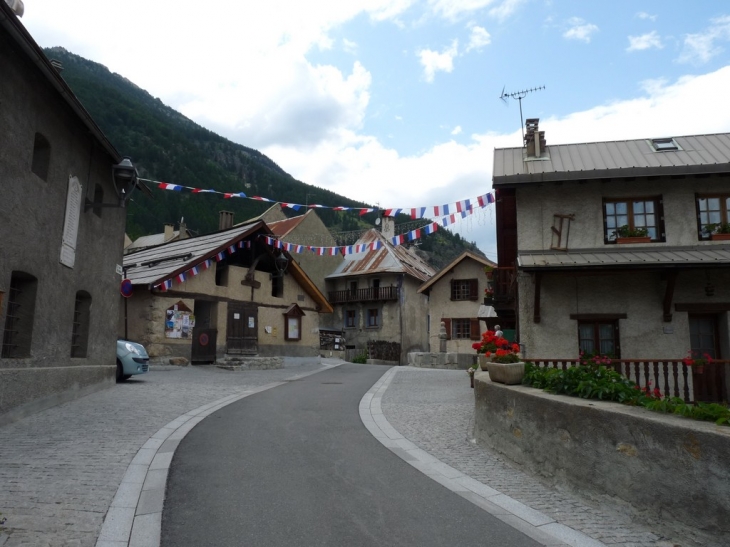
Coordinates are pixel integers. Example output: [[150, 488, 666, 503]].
[[163, 223, 174, 242], [219, 211, 234, 231], [524, 118, 546, 158], [381, 216, 395, 239]]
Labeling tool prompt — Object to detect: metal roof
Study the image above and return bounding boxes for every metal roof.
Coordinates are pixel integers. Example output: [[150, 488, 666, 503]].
[[518, 245, 730, 271], [493, 133, 730, 186], [123, 222, 262, 286], [326, 229, 435, 282]]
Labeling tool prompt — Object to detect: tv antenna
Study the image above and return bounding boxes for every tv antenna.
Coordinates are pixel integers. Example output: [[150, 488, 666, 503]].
[[499, 85, 545, 140]]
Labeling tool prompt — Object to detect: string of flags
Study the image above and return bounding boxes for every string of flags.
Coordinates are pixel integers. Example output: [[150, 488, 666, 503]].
[[152, 191, 493, 292], [144, 177, 494, 220]]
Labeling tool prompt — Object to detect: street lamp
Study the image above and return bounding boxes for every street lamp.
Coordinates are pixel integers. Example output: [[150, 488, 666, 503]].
[[85, 156, 139, 212], [274, 252, 289, 275]]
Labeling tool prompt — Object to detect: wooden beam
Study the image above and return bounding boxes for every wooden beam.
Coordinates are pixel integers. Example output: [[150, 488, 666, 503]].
[[663, 270, 678, 322], [675, 303, 730, 312], [569, 313, 627, 321], [533, 272, 542, 323]]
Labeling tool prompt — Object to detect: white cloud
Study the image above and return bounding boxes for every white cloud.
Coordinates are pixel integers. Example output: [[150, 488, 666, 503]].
[[466, 25, 492, 52], [627, 31, 663, 52], [488, 0, 526, 22], [342, 38, 358, 54], [428, 0, 497, 20], [451, 126, 463, 135], [563, 17, 599, 43], [678, 16, 730, 64], [417, 40, 459, 82], [636, 12, 657, 22]]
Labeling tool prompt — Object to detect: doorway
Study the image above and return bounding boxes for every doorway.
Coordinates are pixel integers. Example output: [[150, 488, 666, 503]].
[[688, 314, 727, 402], [227, 303, 258, 355]]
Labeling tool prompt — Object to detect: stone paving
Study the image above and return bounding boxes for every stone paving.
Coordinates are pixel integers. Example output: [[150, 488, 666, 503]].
[[380, 367, 723, 547]]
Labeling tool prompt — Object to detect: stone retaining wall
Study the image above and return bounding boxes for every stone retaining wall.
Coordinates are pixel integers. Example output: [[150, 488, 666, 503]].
[[408, 352, 476, 370], [473, 372, 730, 535]]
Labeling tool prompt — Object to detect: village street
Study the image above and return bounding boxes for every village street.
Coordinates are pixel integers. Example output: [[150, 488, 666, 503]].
[[0, 360, 715, 547]]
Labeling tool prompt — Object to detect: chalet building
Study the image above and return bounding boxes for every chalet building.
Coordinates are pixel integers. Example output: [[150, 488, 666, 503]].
[[325, 218, 435, 364], [417, 251, 497, 353], [120, 218, 332, 362], [0, 3, 139, 420], [492, 119, 730, 401]]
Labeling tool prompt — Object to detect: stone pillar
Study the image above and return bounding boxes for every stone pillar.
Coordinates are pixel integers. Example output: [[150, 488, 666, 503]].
[[439, 321, 447, 353]]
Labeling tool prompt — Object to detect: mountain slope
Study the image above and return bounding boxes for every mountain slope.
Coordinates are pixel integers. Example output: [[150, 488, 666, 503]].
[[44, 47, 482, 269]]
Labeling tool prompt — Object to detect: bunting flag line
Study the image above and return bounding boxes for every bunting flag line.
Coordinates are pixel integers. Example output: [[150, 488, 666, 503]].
[[144, 177, 493, 219]]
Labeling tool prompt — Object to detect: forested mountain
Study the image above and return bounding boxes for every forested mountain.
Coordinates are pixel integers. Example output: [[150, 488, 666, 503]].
[[44, 47, 483, 269]]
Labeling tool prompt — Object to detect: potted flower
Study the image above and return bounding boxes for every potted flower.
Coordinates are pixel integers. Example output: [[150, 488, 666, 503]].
[[706, 222, 730, 241], [682, 350, 712, 374], [484, 265, 494, 279], [613, 225, 651, 244], [472, 330, 524, 384], [484, 287, 494, 305]]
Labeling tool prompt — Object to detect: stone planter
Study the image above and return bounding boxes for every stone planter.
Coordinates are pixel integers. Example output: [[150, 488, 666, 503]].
[[710, 233, 730, 241], [477, 354, 490, 371], [486, 361, 525, 385]]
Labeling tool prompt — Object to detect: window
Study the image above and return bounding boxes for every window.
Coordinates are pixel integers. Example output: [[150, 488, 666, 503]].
[[651, 138, 679, 152], [367, 308, 379, 328], [2, 272, 38, 358], [271, 273, 283, 298], [604, 198, 663, 242], [697, 195, 730, 238], [71, 291, 92, 358], [215, 261, 228, 287], [345, 309, 357, 329], [372, 278, 380, 299], [450, 279, 479, 301], [31, 132, 51, 181], [578, 321, 619, 357], [452, 318, 481, 340]]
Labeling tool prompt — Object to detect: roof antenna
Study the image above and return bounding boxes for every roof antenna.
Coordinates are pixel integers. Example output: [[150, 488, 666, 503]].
[[499, 85, 545, 142]]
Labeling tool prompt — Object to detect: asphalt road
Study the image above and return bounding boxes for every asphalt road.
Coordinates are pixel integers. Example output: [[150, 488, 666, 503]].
[[161, 364, 541, 546]]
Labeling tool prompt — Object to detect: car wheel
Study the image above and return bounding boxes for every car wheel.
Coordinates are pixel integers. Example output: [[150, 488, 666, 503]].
[[116, 360, 125, 383]]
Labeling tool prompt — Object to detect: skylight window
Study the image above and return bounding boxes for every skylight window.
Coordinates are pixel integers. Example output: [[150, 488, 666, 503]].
[[651, 138, 679, 152]]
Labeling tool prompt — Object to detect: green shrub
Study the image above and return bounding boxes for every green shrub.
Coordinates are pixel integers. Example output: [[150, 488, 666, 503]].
[[523, 362, 730, 426], [352, 352, 367, 364]]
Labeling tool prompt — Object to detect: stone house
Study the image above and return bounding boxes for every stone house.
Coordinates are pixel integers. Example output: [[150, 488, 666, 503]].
[[120, 219, 332, 362], [325, 218, 435, 364], [417, 251, 497, 353], [0, 4, 137, 420], [492, 119, 730, 401]]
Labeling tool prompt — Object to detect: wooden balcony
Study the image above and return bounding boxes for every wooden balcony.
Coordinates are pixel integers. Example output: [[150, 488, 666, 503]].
[[328, 286, 399, 304], [491, 266, 517, 310]]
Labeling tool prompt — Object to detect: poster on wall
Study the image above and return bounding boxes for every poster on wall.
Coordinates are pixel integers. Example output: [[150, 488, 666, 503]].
[[165, 301, 195, 339]]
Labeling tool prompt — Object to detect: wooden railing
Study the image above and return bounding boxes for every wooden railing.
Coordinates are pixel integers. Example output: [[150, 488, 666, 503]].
[[328, 286, 399, 304], [528, 359, 729, 403]]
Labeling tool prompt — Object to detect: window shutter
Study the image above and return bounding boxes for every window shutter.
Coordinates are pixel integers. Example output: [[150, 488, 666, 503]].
[[469, 279, 479, 301], [470, 318, 480, 340], [442, 318, 451, 340], [450, 280, 455, 301]]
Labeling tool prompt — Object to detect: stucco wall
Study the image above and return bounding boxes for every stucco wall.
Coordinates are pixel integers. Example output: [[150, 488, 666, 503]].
[[121, 261, 322, 360], [426, 258, 488, 353], [474, 375, 730, 536], [0, 32, 125, 419]]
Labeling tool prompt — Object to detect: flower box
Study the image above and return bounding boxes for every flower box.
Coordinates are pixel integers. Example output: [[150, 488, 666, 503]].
[[710, 233, 730, 241], [483, 297, 494, 306], [486, 361, 525, 385], [616, 236, 651, 244]]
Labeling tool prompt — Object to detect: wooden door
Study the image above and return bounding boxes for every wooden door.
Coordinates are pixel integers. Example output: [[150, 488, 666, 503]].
[[689, 314, 727, 402], [227, 303, 258, 354], [191, 329, 217, 363]]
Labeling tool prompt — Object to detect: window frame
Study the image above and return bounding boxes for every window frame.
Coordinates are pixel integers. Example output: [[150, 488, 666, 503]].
[[603, 196, 664, 243], [451, 318, 481, 340], [577, 319, 620, 358], [2, 272, 38, 359], [450, 278, 479, 301], [366, 308, 380, 329], [696, 193, 730, 239], [71, 291, 92, 358], [344, 309, 357, 329]]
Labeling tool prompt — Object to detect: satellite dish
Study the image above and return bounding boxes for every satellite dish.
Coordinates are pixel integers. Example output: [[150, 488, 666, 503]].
[[375, 218, 381, 225]]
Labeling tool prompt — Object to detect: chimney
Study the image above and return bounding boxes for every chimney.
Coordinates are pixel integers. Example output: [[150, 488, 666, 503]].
[[524, 118, 546, 158], [179, 219, 189, 240], [49, 59, 63, 73], [381, 216, 395, 239], [163, 223, 174, 242], [219, 210, 234, 231]]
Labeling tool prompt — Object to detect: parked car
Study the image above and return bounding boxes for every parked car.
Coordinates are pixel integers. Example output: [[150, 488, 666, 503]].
[[116, 339, 149, 382]]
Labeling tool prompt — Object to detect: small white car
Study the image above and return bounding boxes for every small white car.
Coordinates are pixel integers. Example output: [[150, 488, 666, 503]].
[[116, 339, 149, 382]]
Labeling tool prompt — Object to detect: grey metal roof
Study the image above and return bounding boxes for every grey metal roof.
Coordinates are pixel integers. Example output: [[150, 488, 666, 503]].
[[518, 245, 730, 270], [326, 229, 435, 282], [123, 222, 262, 286], [493, 133, 730, 186]]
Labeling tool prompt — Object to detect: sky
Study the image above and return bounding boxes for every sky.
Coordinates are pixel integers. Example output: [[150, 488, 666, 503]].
[[18, 0, 730, 260]]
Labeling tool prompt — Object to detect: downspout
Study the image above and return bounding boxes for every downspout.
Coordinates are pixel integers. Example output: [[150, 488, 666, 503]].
[[398, 274, 404, 365]]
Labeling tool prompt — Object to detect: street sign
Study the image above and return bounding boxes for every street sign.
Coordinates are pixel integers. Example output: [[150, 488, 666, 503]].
[[120, 279, 133, 298]]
